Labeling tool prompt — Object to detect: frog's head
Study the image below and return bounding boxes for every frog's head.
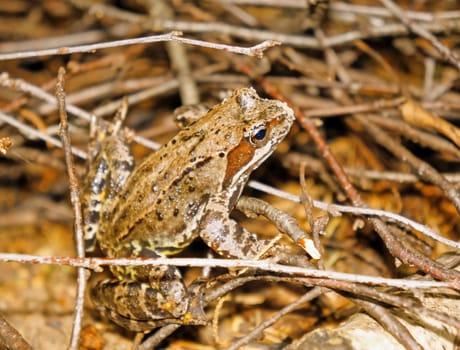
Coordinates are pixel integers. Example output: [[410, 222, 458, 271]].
[[222, 87, 295, 189]]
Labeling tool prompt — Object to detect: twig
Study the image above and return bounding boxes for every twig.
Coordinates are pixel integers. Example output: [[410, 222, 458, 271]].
[[301, 275, 460, 330], [357, 116, 460, 213], [141, 264, 460, 349], [0, 24, 129, 53], [0, 314, 33, 350], [143, 268, 460, 348], [69, 2, 460, 51], [213, 0, 303, 7], [1, 45, 145, 115], [224, 287, 324, 350], [0, 253, 457, 289], [56, 67, 88, 350], [285, 152, 460, 185], [299, 163, 326, 269], [250, 174, 460, 252], [378, 0, 460, 71], [302, 96, 405, 118], [423, 57, 436, 99], [152, 1, 199, 106], [0, 73, 162, 151], [90, 78, 178, 120], [207, 0, 460, 22], [351, 298, 423, 350], [366, 114, 460, 160], [220, 2, 259, 26], [37, 75, 171, 115], [139, 324, 179, 350], [331, 2, 460, 22], [0, 111, 87, 159], [89, 62, 230, 118], [0, 31, 279, 61]]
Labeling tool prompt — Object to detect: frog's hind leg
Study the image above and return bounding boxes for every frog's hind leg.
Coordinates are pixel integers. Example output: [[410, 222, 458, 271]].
[[90, 265, 206, 331], [90, 279, 182, 332], [82, 99, 134, 251]]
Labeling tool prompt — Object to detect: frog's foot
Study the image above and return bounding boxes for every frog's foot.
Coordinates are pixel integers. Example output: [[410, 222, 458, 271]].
[[90, 279, 207, 332]]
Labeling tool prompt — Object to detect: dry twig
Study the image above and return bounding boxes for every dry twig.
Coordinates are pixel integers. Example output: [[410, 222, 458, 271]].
[[56, 67, 88, 350]]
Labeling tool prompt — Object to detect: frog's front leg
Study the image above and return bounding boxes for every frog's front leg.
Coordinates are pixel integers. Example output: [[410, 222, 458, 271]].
[[199, 195, 316, 266]]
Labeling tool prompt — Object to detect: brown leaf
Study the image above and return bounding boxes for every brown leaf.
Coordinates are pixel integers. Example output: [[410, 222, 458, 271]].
[[400, 99, 460, 148]]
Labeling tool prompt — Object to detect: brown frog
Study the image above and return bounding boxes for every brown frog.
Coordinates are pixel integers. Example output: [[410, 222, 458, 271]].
[[83, 88, 308, 331]]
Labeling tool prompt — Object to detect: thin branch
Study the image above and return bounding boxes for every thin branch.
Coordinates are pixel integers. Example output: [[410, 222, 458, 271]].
[[37, 75, 171, 115], [156, 0, 200, 105], [331, 2, 460, 22], [67, 2, 460, 51], [212, 0, 460, 22], [0, 314, 33, 350], [224, 287, 324, 350], [90, 78, 179, 120], [366, 114, 460, 160], [141, 268, 460, 348], [351, 298, 423, 350], [284, 152, 460, 185], [0, 110, 87, 159], [0, 73, 162, 151], [56, 68, 88, 350], [0, 31, 279, 61], [301, 275, 460, 330], [312, 30, 460, 284], [378, 0, 460, 71], [213, 0, 303, 7], [302, 96, 405, 118], [0, 254, 457, 289], [357, 116, 460, 213], [248, 182, 460, 251], [0, 24, 132, 53]]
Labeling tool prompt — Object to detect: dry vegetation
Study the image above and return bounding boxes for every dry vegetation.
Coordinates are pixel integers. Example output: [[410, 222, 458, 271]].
[[1, 1, 460, 349]]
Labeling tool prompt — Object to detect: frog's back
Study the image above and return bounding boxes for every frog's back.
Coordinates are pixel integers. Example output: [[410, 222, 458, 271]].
[[96, 87, 295, 258], [98, 107, 245, 257]]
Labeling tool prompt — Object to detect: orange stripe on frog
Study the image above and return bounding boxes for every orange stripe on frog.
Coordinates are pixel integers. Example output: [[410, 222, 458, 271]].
[[223, 137, 255, 189]]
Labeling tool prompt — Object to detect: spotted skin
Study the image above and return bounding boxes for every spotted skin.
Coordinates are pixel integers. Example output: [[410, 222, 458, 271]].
[[83, 88, 296, 331]]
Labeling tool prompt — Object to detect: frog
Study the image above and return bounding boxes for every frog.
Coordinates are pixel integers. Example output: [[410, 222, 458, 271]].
[[83, 87, 309, 332]]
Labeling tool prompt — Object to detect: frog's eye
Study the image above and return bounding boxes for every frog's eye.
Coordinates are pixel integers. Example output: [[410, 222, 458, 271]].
[[249, 124, 269, 147]]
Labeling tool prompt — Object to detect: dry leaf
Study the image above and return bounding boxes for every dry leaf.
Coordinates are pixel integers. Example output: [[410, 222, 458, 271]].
[[400, 99, 460, 148]]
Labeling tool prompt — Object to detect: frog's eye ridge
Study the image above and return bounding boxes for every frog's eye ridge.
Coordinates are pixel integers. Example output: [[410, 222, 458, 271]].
[[237, 90, 257, 111]]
